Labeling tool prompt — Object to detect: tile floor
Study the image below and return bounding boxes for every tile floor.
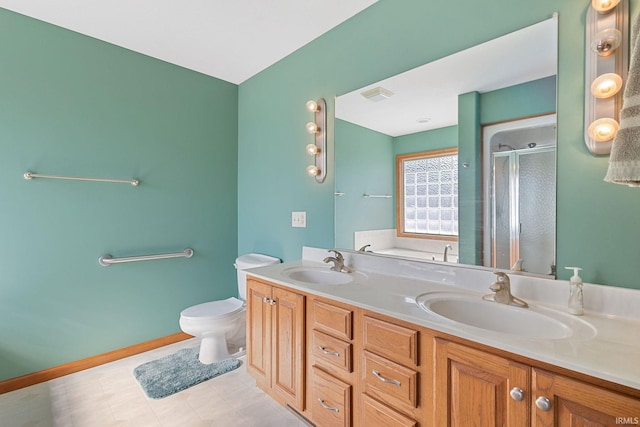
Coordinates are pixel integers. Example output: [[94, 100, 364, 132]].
[[0, 338, 310, 427]]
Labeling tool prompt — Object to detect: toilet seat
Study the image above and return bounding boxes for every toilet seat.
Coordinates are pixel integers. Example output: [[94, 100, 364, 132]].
[[180, 297, 244, 320]]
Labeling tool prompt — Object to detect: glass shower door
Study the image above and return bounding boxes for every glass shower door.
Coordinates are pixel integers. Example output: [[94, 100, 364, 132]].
[[491, 147, 556, 274]]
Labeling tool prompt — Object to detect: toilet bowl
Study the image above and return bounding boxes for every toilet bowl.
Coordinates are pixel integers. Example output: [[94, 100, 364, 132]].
[[179, 253, 280, 364]]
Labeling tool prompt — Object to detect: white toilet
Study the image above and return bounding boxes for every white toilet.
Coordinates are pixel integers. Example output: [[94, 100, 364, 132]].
[[179, 253, 281, 364]]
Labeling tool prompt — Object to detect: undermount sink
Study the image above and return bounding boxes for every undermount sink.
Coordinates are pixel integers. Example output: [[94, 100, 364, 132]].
[[416, 291, 596, 340], [282, 266, 360, 285]]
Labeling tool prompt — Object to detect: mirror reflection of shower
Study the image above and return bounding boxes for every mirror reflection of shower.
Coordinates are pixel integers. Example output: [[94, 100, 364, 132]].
[[482, 115, 557, 276]]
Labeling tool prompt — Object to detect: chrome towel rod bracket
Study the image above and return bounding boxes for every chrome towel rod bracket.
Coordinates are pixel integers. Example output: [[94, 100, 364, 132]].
[[99, 248, 194, 267], [24, 171, 139, 186]]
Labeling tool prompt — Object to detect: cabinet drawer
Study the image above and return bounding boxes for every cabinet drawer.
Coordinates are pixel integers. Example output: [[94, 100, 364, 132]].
[[362, 351, 418, 409], [311, 330, 352, 373], [363, 315, 418, 367], [362, 394, 417, 427], [311, 367, 352, 427], [311, 300, 353, 341]]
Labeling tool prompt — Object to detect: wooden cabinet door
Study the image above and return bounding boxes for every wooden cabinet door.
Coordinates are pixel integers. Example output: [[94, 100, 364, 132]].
[[271, 286, 306, 411], [246, 279, 272, 388], [434, 339, 530, 427], [532, 368, 640, 427]]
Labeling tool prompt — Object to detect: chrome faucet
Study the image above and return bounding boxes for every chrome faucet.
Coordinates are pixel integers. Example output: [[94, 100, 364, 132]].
[[323, 250, 354, 273], [358, 244, 372, 252], [443, 244, 453, 262], [482, 271, 528, 308]]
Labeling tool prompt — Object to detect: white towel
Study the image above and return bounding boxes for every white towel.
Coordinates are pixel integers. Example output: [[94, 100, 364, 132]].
[[605, 11, 640, 186]]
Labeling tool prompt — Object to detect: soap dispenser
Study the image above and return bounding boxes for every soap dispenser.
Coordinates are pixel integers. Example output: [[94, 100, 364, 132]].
[[565, 267, 584, 316]]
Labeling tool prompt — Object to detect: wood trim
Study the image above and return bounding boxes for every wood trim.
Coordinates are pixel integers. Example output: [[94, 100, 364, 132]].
[[0, 332, 192, 395], [395, 148, 459, 241]]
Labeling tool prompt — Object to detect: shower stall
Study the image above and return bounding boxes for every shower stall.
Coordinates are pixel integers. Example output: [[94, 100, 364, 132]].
[[483, 115, 557, 276]]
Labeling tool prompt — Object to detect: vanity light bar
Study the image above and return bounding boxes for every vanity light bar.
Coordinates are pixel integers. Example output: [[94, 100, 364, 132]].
[[305, 98, 327, 183], [584, 0, 629, 155]]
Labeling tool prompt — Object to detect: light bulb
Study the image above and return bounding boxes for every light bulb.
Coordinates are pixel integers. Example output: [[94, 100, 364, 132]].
[[306, 165, 320, 177], [591, 28, 622, 57], [306, 100, 319, 112], [305, 143, 320, 155], [592, 0, 620, 13], [588, 118, 619, 142], [306, 121, 319, 134], [591, 73, 623, 98]]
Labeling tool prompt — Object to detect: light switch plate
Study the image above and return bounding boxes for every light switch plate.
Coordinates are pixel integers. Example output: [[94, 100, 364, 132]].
[[292, 211, 306, 228]]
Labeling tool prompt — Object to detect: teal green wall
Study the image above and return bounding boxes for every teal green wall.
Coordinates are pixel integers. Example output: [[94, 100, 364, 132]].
[[393, 126, 458, 157], [480, 76, 557, 124], [334, 120, 394, 249], [0, 9, 238, 380], [458, 92, 483, 265], [239, 0, 640, 289]]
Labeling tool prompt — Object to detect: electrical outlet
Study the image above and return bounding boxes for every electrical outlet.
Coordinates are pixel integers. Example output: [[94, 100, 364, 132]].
[[292, 211, 306, 228]]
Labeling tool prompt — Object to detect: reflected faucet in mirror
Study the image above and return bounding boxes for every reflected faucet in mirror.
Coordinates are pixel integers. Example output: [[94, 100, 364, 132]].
[[443, 244, 453, 263]]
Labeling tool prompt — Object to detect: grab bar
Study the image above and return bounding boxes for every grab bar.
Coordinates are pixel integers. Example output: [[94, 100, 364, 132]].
[[363, 193, 392, 198], [24, 171, 139, 187], [99, 248, 193, 266]]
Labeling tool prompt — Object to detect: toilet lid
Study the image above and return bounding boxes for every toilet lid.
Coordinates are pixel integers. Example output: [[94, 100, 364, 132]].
[[180, 297, 244, 320]]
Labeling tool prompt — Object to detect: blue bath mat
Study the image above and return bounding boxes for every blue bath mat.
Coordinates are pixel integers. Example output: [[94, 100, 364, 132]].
[[133, 347, 241, 399]]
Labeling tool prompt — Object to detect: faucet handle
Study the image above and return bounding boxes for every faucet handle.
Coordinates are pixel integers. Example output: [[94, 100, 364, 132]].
[[492, 271, 511, 287], [328, 249, 344, 262]]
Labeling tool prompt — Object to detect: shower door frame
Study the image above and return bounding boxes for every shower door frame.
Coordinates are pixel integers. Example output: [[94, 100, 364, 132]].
[[490, 145, 555, 271]]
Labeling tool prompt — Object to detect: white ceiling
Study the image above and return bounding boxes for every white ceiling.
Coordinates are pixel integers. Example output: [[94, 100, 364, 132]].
[[0, 0, 378, 84], [336, 16, 558, 136]]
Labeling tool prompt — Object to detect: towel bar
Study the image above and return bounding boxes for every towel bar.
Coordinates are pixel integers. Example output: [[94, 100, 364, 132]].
[[363, 193, 392, 198], [99, 249, 193, 266], [24, 171, 139, 186]]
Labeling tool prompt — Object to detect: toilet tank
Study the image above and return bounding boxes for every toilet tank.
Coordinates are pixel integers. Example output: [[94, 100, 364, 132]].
[[234, 253, 281, 300]]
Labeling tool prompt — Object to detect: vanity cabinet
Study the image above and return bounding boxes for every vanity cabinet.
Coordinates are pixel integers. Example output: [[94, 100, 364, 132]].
[[360, 313, 425, 427], [246, 278, 305, 411], [307, 297, 355, 426], [246, 275, 640, 427], [532, 368, 640, 426], [435, 338, 640, 426], [434, 338, 530, 426]]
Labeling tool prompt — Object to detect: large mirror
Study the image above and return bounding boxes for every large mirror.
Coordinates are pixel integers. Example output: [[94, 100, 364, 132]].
[[334, 16, 558, 277]]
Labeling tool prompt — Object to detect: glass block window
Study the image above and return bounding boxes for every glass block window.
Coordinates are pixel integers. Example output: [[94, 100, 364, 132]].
[[397, 149, 458, 237]]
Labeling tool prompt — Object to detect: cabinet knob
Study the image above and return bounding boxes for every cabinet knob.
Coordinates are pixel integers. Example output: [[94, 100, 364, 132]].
[[262, 297, 270, 304], [509, 387, 525, 401], [535, 396, 552, 411], [269, 298, 276, 305]]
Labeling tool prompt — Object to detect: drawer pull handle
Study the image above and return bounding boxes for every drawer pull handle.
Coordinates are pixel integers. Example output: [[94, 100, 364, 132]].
[[372, 369, 401, 387], [318, 398, 340, 413], [318, 346, 340, 357]]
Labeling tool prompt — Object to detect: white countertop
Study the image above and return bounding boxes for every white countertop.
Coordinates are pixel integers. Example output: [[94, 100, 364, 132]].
[[246, 247, 640, 391]]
